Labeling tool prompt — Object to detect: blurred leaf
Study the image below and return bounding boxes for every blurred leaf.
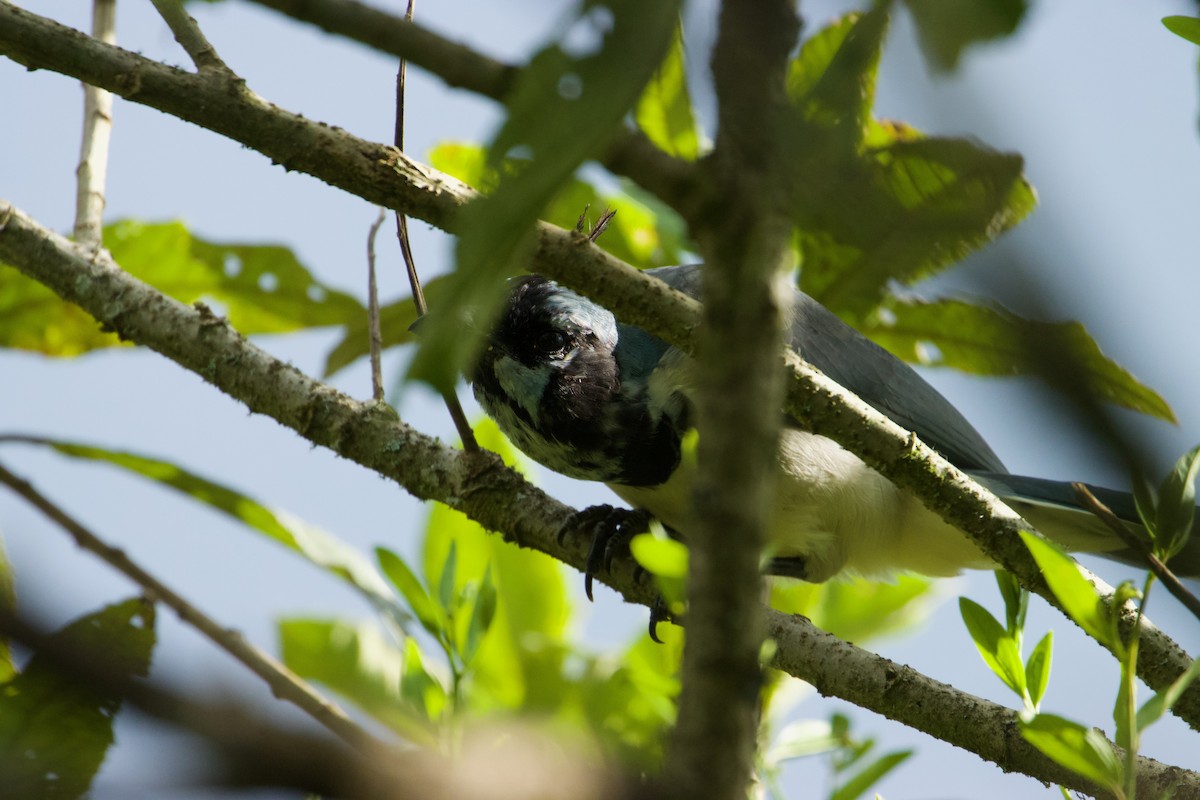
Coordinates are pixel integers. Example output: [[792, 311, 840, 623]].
[[959, 597, 1026, 698], [1020, 532, 1115, 650], [0, 598, 155, 800], [0, 535, 13, 682], [799, 138, 1035, 320], [864, 297, 1175, 422], [830, 748, 912, 800], [1155, 443, 1200, 557], [764, 719, 841, 765], [322, 276, 451, 378], [994, 570, 1028, 635], [1164, 16, 1200, 46], [788, 11, 884, 142], [635, 23, 699, 160], [3, 436, 410, 629], [773, 574, 937, 644], [377, 547, 446, 640], [400, 637, 448, 724], [1025, 631, 1053, 711], [278, 617, 439, 743], [0, 220, 363, 356], [437, 540, 460, 613], [409, 0, 680, 391], [904, 0, 1029, 71], [422, 420, 570, 712], [1137, 655, 1200, 731], [463, 566, 498, 665], [630, 532, 687, 612], [1020, 714, 1123, 791]]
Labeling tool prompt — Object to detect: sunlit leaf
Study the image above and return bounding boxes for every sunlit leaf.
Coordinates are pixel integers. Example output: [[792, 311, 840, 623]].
[[864, 297, 1174, 422], [994, 570, 1027, 635], [1020, 714, 1123, 791], [1025, 631, 1053, 711], [1020, 532, 1115, 649], [1, 436, 410, 629], [278, 617, 439, 743], [463, 566, 498, 665], [635, 23, 699, 160], [630, 532, 687, 612], [1164, 16, 1200, 46], [0, 598, 155, 799], [1155, 443, 1200, 557], [904, 0, 1029, 71], [376, 547, 446, 639], [0, 221, 363, 356], [772, 574, 937, 644], [959, 597, 1026, 698], [1137, 655, 1200, 731], [409, 0, 680, 391]]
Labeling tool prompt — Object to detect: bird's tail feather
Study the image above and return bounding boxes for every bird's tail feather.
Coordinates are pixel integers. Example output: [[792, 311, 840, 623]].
[[969, 472, 1200, 579]]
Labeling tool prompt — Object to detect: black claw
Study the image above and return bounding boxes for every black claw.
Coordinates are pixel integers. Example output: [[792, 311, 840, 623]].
[[558, 505, 653, 601], [648, 596, 670, 644], [763, 556, 809, 581]]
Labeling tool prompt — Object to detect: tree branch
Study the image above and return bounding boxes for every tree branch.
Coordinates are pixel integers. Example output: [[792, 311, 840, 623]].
[[0, 460, 384, 753], [2, 0, 1197, 732], [1, 198, 1198, 796], [72, 0, 116, 249], [150, 0, 233, 74]]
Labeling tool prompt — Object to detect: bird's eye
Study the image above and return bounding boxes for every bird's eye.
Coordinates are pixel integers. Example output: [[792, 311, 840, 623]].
[[535, 330, 569, 354]]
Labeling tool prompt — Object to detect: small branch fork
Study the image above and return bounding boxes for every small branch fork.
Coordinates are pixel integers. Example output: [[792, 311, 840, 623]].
[[0, 460, 385, 754]]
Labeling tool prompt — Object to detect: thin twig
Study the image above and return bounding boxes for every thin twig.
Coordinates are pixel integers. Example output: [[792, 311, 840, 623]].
[[367, 207, 388, 401], [390, 0, 478, 451], [73, 0, 116, 249], [0, 460, 387, 753], [150, 0, 232, 73], [1073, 482, 1200, 623]]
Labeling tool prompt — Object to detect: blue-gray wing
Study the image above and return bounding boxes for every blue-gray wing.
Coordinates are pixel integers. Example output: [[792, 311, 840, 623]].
[[646, 264, 1006, 473]]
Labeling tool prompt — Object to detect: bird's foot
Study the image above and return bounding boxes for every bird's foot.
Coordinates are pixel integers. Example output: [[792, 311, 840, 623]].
[[558, 505, 653, 601]]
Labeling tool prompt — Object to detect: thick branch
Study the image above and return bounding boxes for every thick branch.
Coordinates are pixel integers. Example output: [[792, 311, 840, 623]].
[[2, 199, 1198, 797]]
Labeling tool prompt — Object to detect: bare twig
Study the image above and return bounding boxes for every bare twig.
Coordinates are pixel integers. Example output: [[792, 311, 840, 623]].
[[72, 0, 116, 249], [0, 460, 386, 753], [367, 207, 388, 401], [1073, 482, 1200, 623], [390, 0, 478, 451], [150, 0, 232, 73]]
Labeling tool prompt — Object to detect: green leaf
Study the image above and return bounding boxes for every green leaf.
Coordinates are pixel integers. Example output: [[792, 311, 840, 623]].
[[0, 598, 156, 799], [2, 436, 411, 629], [995, 570, 1028, 635], [278, 617, 439, 743], [629, 532, 687, 612], [1020, 532, 1116, 649], [1020, 714, 1123, 791], [864, 297, 1175, 422], [463, 565, 498, 665], [635, 22, 699, 160], [1136, 655, 1200, 731], [0, 221, 363, 357], [1025, 631, 1053, 711], [1132, 474, 1159, 539], [788, 10, 886, 143], [959, 597, 1026, 698], [830, 748, 913, 800], [437, 539, 459, 614], [764, 719, 841, 766], [0, 534, 14, 682], [1155, 443, 1200, 557], [408, 0, 681, 391], [376, 547, 446, 640], [1164, 16, 1200, 46], [399, 636, 447, 724], [904, 0, 1029, 71], [798, 138, 1036, 322], [804, 574, 936, 644]]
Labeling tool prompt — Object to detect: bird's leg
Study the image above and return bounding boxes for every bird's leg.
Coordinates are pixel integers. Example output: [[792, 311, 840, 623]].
[[557, 505, 653, 601]]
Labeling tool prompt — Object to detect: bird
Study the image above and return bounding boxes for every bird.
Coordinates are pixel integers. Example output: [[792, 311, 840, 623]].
[[468, 264, 1200, 586]]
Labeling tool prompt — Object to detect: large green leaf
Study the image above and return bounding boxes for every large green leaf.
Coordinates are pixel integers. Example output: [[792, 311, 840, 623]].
[[0, 221, 363, 356], [0, 436, 409, 628], [863, 296, 1175, 422], [278, 617, 440, 743], [786, 12, 1035, 322], [904, 0, 1029, 71], [0, 598, 156, 799], [1020, 713, 1123, 791], [634, 22, 700, 160], [408, 0, 681, 391]]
